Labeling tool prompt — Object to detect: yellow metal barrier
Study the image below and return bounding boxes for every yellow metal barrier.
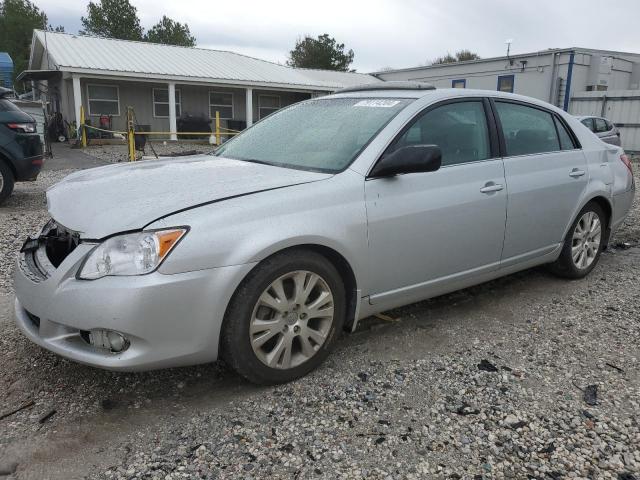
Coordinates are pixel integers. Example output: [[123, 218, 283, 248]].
[[215, 111, 221, 146], [127, 107, 136, 162], [80, 105, 87, 148], [78, 108, 241, 162]]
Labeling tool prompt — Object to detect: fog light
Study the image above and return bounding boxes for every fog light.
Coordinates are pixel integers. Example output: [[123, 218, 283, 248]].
[[88, 329, 130, 353]]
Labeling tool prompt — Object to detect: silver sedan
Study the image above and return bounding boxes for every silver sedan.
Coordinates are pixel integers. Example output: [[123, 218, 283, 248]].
[[14, 83, 635, 384], [576, 115, 622, 146]]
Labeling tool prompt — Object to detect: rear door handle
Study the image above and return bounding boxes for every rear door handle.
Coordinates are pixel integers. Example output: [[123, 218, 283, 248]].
[[569, 169, 586, 178], [480, 183, 504, 193]]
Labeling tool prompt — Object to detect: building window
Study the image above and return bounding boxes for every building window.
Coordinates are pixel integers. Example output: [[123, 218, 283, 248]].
[[153, 88, 181, 118], [451, 79, 466, 89], [87, 84, 119, 116], [259, 95, 281, 119], [497, 75, 515, 93], [209, 92, 234, 120]]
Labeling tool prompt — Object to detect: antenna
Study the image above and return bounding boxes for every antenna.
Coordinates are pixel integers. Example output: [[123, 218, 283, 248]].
[[505, 39, 514, 66]]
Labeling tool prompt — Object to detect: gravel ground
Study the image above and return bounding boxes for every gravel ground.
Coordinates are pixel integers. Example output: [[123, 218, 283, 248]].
[[0, 157, 638, 479], [83, 142, 213, 163]]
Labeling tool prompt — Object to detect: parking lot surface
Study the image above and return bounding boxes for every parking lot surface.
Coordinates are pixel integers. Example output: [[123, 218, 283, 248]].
[[0, 152, 638, 479]]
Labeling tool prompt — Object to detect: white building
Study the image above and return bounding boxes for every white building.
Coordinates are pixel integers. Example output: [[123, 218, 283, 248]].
[[22, 30, 379, 139], [375, 48, 640, 150]]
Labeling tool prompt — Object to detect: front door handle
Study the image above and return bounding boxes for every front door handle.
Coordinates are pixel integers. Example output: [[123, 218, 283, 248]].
[[480, 183, 504, 194], [569, 168, 586, 178]]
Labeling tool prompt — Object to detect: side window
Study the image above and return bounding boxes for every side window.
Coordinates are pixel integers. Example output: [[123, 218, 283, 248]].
[[554, 116, 577, 150], [581, 118, 595, 132], [494, 102, 560, 156], [605, 119, 614, 130], [390, 101, 491, 167], [594, 118, 608, 133]]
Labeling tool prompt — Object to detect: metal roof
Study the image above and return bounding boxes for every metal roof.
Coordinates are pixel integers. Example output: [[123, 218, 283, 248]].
[[371, 47, 640, 75], [31, 30, 380, 91]]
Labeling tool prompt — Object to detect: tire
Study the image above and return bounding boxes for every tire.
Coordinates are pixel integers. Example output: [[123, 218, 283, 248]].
[[221, 249, 346, 385], [0, 161, 15, 205], [549, 202, 607, 279]]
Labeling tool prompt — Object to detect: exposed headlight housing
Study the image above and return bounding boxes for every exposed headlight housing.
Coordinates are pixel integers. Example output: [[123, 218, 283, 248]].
[[78, 228, 187, 280]]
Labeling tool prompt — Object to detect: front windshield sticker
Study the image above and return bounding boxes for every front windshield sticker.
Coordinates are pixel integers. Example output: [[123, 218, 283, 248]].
[[354, 99, 401, 108]]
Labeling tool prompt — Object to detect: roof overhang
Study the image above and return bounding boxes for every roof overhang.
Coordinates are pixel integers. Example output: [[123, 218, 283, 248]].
[[16, 69, 62, 82], [55, 67, 342, 92]]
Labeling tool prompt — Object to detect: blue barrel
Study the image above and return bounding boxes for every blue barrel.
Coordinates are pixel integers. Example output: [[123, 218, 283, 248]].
[[0, 52, 13, 88]]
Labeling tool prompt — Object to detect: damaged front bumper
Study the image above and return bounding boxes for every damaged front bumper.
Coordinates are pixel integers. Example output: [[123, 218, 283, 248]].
[[14, 224, 255, 371]]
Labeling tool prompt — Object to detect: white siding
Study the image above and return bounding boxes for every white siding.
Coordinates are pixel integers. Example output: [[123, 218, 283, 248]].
[[570, 90, 640, 151]]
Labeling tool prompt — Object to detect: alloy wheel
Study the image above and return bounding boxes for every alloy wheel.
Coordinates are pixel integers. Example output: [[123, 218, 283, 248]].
[[250, 270, 335, 370], [571, 211, 602, 269]]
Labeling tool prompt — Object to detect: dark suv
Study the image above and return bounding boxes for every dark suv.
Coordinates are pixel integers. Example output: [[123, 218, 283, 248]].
[[0, 87, 44, 203]]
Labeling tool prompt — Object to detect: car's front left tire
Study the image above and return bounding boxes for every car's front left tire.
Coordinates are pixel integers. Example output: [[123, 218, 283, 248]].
[[0, 161, 15, 204], [221, 249, 346, 385]]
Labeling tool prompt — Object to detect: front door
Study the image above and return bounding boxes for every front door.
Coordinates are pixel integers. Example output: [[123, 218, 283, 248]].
[[492, 100, 589, 263], [365, 99, 507, 304]]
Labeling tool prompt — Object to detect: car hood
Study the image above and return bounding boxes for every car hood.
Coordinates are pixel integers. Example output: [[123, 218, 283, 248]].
[[47, 155, 332, 239]]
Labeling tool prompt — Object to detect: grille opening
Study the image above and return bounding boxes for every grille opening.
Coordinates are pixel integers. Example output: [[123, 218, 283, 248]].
[[25, 310, 40, 328], [43, 223, 80, 268], [80, 330, 91, 344]]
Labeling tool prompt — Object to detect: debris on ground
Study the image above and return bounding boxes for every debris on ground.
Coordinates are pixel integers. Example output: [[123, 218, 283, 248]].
[[477, 359, 498, 372], [583, 384, 598, 406]]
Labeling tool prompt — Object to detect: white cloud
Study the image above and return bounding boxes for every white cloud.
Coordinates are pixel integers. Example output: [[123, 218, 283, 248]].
[[36, 0, 640, 72]]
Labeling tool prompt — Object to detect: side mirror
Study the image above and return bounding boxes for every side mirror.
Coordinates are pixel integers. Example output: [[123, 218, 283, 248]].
[[369, 145, 442, 178]]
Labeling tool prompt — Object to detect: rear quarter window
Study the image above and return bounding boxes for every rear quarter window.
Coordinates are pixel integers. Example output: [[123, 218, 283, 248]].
[[554, 116, 578, 150]]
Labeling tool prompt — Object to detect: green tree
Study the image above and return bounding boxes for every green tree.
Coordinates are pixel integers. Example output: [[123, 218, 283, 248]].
[[0, 0, 48, 88], [287, 34, 354, 71], [432, 49, 480, 65], [145, 15, 196, 47], [80, 0, 144, 41]]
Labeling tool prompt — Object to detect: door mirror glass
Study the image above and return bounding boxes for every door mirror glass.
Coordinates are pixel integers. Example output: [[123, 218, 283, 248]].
[[370, 145, 442, 177]]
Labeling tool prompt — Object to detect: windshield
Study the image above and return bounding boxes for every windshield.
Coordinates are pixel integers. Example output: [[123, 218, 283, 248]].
[[214, 97, 411, 173]]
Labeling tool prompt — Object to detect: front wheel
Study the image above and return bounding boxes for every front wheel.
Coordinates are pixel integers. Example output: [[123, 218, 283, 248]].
[[549, 202, 606, 279], [221, 250, 346, 385]]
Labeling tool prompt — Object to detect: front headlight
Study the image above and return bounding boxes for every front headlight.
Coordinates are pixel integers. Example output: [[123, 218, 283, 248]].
[[78, 228, 187, 280]]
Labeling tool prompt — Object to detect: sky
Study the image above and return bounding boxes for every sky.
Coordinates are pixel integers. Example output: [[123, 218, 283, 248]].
[[35, 0, 640, 73]]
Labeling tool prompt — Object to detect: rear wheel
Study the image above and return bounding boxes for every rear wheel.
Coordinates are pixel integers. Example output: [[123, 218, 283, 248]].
[[549, 202, 606, 279], [221, 250, 346, 385], [0, 161, 15, 204]]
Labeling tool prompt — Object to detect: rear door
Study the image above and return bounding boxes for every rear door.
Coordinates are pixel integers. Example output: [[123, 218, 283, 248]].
[[492, 100, 588, 264], [365, 98, 507, 304]]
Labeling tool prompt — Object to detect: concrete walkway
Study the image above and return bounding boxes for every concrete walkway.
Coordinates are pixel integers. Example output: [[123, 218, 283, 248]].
[[44, 143, 109, 171]]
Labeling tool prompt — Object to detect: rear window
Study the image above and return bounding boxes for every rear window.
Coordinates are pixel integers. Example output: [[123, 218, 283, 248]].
[[0, 99, 21, 112]]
